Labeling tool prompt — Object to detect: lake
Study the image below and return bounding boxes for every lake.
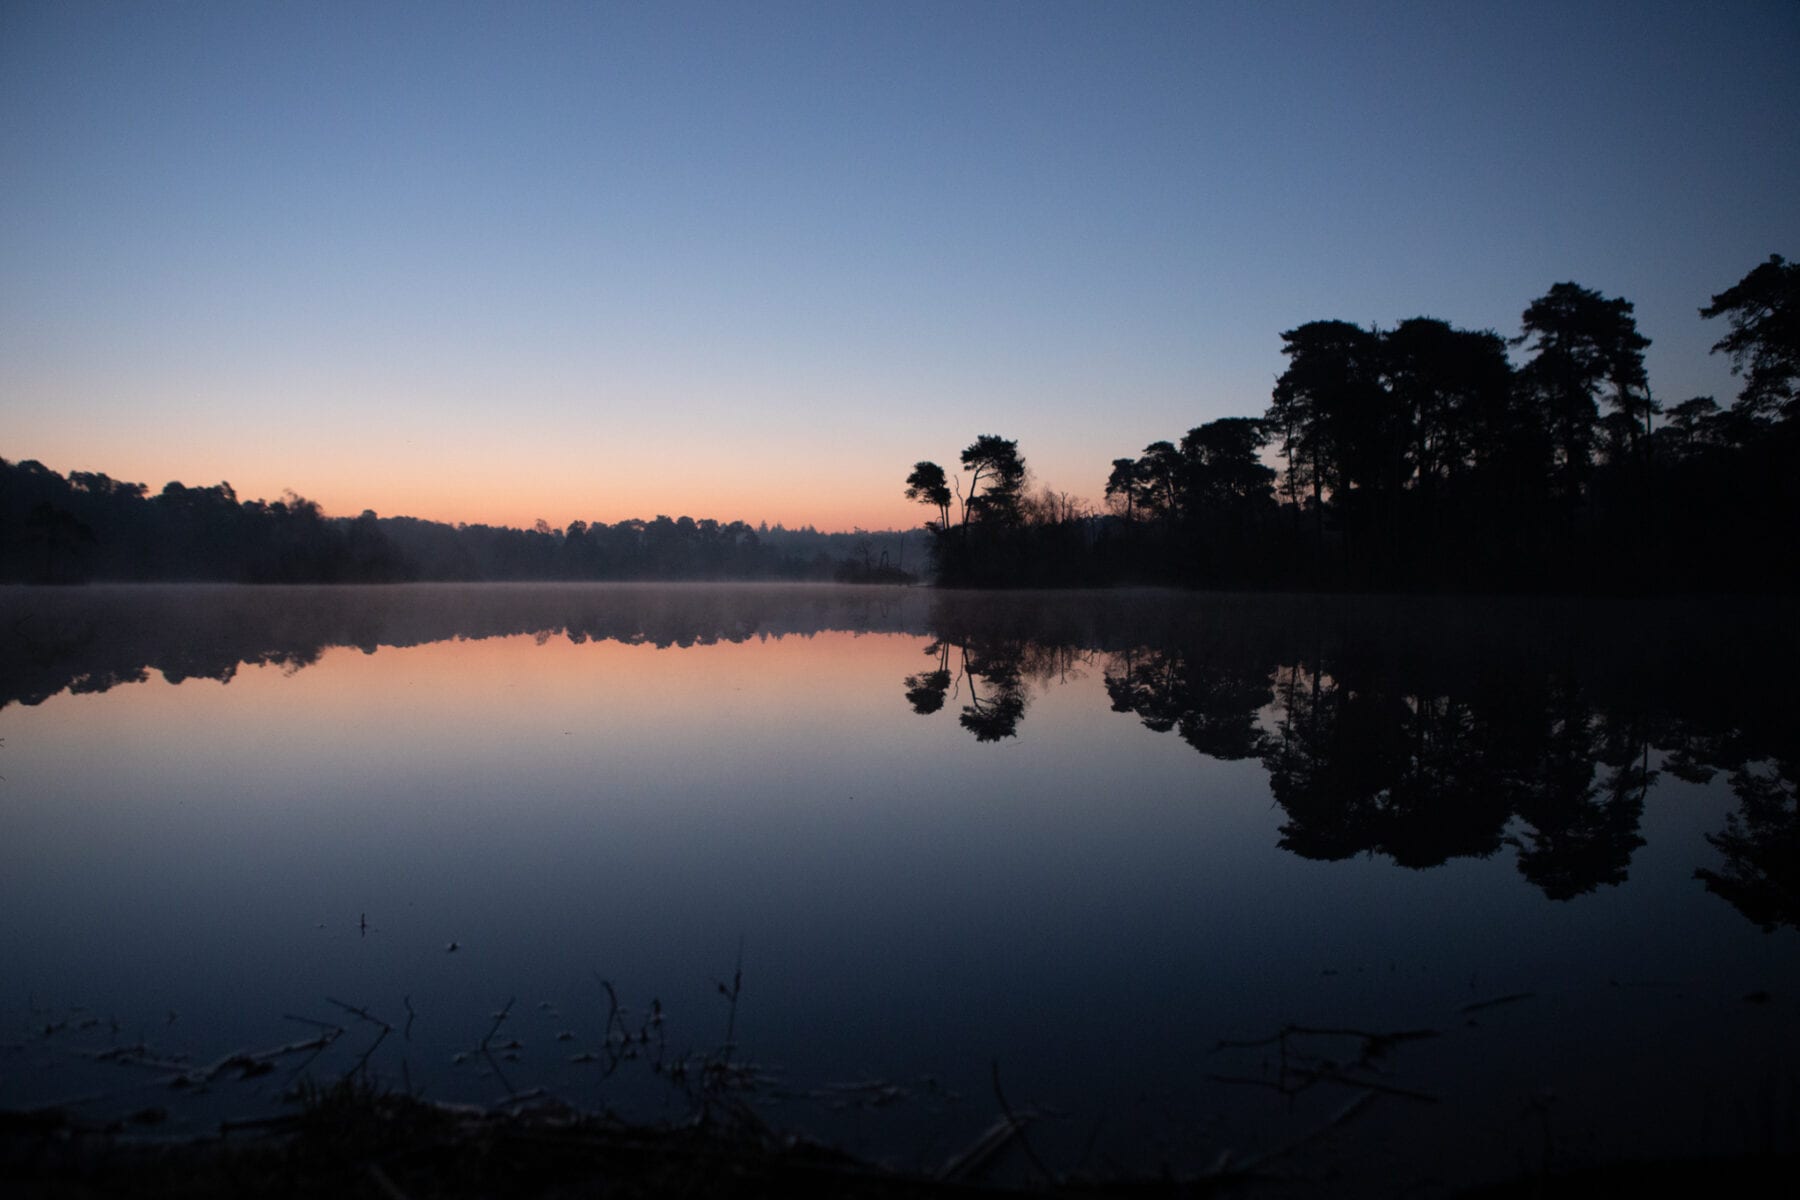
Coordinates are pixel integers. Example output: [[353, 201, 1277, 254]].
[[2, 583, 1796, 1191]]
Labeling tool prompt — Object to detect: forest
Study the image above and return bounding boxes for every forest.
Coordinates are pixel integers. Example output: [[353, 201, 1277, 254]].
[[906, 255, 1798, 591], [0, 462, 919, 585]]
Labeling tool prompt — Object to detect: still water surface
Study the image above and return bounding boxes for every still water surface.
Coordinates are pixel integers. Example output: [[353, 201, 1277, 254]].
[[2, 584, 1795, 1189]]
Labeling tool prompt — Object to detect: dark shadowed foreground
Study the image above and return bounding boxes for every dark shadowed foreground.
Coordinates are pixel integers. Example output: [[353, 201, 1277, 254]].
[[5, 1084, 1794, 1199]]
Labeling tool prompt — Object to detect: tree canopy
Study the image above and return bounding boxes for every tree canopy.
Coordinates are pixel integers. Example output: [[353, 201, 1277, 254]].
[[1701, 253, 1800, 423]]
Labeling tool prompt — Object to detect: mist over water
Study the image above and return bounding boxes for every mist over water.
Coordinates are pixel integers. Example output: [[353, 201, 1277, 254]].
[[2, 584, 1795, 1188]]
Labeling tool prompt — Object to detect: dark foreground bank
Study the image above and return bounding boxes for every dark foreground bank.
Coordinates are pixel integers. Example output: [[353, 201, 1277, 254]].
[[5, 1083, 1794, 1200]]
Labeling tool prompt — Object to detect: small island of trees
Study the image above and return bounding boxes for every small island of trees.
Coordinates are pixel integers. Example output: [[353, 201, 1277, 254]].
[[906, 255, 1798, 592]]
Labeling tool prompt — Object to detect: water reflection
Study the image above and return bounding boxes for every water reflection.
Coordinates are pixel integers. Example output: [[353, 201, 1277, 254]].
[[904, 639, 1037, 741], [3, 583, 1795, 933], [0, 582, 934, 708], [1693, 762, 1800, 933], [901, 591, 1798, 926]]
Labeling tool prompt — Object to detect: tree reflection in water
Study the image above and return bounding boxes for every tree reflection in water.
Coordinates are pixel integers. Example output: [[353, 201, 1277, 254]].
[[904, 592, 1798, 925], [903, 636, 1094, 742], [1, 584, 1793, 931], [1692, 761, 1799, 934]]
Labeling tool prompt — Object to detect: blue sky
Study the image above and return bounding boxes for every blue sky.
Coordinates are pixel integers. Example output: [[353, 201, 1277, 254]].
[[4, 1, 1796, 529]]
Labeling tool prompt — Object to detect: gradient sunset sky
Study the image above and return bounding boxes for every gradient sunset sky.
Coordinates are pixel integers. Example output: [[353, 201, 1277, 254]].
[[4, 1, 1796, 532]]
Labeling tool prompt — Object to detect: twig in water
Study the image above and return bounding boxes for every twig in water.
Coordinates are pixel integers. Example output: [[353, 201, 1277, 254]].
[[718, 937, 745, 1050], [478, 997, 519, 1098], [1209, 1071, 1437, 1104], [325, 997, 393, 1031], [281, 1014, 341, 1032], [347, 1027, 389, 1081], [282, 1024, 345, 1082], [598, 978, 624, 1040], [82, 1043, 167, 1068], [316, 1000, 391, 1080], [989, 1060, 1054, 1184], [1234, 1089, 1380, 1175], [1214, 1023, 1438, 1058], [589, 978, 647, 1079], [479, 998, 515, 1053], [255, 1033, 342, 1060], [940, 1116, 1024, 1183], [1211, 1023, 1441, 1104]]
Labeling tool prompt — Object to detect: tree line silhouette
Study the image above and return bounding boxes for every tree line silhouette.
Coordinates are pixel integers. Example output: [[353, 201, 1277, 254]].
[[0, 461, 917, 584], [907, 255, 1799, 590]]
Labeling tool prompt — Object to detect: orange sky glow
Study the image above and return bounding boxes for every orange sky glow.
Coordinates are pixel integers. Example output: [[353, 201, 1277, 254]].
[[6, 4, 1787, 540], [9, 432, 946, 535]]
